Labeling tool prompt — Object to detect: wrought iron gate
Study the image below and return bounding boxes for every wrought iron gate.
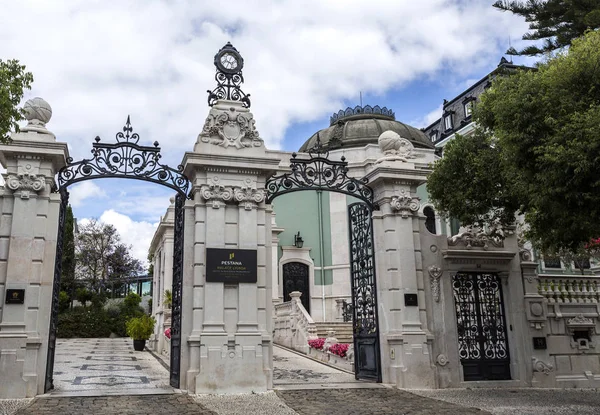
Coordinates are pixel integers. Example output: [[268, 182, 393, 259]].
[[44, 190, 69, 392], [265, 138, 381, 382], [45, 117, 190, 392], [452, 272, 511, 381], [348, 202, 381, 381], [282, 262, 310, 313]]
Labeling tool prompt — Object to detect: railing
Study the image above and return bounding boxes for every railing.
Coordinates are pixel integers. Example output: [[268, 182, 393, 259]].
[[538, 276, 600, 303], [273, 291, 316, 354]]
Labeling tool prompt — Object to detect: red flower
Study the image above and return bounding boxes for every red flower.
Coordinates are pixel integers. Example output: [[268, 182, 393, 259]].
[[329, 343, 349, 358], [308, 338, 325, 350], [164, 328, 171, 339]]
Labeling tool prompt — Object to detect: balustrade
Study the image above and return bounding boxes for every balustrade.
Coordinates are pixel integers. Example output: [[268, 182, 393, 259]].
[[538, 276, 600, 303]]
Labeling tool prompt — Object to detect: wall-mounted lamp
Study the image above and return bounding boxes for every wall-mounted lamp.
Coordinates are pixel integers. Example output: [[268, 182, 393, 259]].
[[294, 231, 304, 248]]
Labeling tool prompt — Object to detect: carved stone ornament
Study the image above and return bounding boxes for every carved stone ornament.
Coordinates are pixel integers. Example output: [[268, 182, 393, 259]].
[[390, 189, 420, 218], [436, 354, 449, 366], [519, 248, 533, 262], [199, 105, 263, 149], [199, 178, 233, 209], [567, 314, 594, 327], [234, 179, 266, 210], [532, 357, 554, 375], [6, 173, 46, 199], [428, 265, 443, 302], [376, 130, 422, 163], [21, 97, 53, 135], [447, 226, 504, 250]]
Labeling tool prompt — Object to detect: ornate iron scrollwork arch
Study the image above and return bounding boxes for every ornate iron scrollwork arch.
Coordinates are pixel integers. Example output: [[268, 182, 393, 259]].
[[265, 136, 375, 208], [57, 116, 190, 196]]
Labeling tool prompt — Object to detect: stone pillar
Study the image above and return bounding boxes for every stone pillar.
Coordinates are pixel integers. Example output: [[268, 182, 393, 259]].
[[0, 98, 69, 398], [181, 100, 280, 393], [363, 135, 437, 389]]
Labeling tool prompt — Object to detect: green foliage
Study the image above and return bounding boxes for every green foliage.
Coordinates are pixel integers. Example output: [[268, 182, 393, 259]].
[[123, 292, 142, 308], [57, 307, 112, 338], [428, 30, 600, 256], [494, 0, 600, 56], [147, 298, 153, 314], [126, 314, 156, 340], [0, 59, 33, 143], [59, 206, 76, 297], [75, 287, 93, 307], [58, 291, 71, 313], [163, 289, 172, 308]]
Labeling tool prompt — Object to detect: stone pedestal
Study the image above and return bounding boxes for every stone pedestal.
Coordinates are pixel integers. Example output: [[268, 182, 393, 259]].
[[364, 160, 436, 389], [0, 98, 69, 398], [180, 100, 280, 393]]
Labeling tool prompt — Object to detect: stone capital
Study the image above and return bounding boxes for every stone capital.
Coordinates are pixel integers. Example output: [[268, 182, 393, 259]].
[[234, 186, 265, 210], [390, 189, 420, 218], [5, 172, 46, 199], [199, 183, 233, 209]]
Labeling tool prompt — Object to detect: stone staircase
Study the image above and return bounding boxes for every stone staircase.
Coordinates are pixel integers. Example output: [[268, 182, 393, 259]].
[[315, 322, 353, 344]]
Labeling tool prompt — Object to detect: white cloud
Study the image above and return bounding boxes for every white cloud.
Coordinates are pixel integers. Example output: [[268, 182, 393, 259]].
[[0, 0, 530, 159], [68, 181, 107, 207], [410, 104, 443, 128], [98, 209, 158, 265]]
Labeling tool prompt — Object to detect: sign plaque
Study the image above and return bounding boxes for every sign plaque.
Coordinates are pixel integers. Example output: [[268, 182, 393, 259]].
[[206, 248, 257, 283], [533, 337, 547, 350], [5, 289, 25, 304], [404, 293, 418, 307]]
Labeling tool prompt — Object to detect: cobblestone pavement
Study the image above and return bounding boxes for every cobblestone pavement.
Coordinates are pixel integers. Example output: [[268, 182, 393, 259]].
[[412, 388, 600, 415], [14, 394, 216, 415], [276, 388, 490, 415], [50, 338, 171, 395], [273, 345, 363, 388]]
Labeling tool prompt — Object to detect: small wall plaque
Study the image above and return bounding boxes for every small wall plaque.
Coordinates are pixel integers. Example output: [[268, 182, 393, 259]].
[[533, 337, 547, 350], [206, 248, 258, 283], [404, 293, 418, 307], [5, 289, 25, 304]]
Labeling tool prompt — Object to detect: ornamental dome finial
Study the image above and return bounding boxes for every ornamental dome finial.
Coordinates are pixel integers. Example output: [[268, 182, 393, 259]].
[[21, 97, 53, 135]]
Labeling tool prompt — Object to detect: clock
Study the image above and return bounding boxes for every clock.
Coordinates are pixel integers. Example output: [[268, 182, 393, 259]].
[[215, 42, 244, 74]]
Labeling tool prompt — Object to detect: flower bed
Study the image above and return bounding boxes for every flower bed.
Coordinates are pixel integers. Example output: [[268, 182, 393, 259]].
[[164, 327, 171, 339], [307, 338, 353, 372], [329, 343, 349, 358], [308, 338, 325, 350]]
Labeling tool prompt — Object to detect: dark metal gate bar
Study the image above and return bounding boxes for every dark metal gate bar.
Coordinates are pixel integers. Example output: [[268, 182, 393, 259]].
[[348, 202, 381, 381], [169, 193, 185, 388], [282, 262, 310, 313], [453, 272, 511, 381], [45, 117, 190, 392], [265, 138, 381, 382], [44, 190, 69, 392]]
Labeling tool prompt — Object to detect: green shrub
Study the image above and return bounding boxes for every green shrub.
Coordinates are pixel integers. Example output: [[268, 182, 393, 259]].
[[57, 307, 111, 338], [124, 292, 142, 308], [58, 291, 70, 313], [126, 314, 156, 340], [108, 297, 145, 337], [75, 288, 93, 307]]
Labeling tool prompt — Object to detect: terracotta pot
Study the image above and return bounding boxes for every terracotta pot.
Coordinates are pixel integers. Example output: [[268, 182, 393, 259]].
[[133, 339, 146, 351]]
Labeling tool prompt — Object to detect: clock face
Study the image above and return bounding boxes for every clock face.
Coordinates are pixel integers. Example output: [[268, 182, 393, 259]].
[[220, 52, 239, 71]]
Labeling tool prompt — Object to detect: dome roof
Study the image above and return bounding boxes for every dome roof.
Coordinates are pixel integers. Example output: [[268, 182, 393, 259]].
[[299, 105, 434, 152]]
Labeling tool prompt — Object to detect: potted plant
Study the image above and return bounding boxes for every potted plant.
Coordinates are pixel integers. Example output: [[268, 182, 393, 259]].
[[126, 314, 156, 351], [163, 289, 172, 309]]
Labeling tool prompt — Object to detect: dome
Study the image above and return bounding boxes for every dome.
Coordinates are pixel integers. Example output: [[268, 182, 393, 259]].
[[299, 105, 434, 152]]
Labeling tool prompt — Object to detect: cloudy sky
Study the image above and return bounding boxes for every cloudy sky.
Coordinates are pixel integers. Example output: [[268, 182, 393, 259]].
[[0, 0, 534, 267]]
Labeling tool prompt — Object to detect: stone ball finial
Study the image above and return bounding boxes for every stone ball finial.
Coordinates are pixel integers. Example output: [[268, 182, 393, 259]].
[[378, 130, 401, 155], [24, 97, 52, 125], [169, 196, 176, 204]]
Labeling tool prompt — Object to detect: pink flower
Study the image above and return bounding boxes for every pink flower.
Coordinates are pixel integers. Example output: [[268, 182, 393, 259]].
[[164, 328, 171, 339], [329, 343, 349, 358], [308, 338, 325, 350]]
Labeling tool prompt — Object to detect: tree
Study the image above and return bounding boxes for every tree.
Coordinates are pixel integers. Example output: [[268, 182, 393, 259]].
[[60, 206, 76, 303], [0, 59, 34, 143], [75, 219, 144, 294], [428, 30, 600, 258], [494, 0, 600, 56]]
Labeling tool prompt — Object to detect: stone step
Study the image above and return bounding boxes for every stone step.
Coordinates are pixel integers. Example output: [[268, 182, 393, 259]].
[[315, 322, 354, 344]]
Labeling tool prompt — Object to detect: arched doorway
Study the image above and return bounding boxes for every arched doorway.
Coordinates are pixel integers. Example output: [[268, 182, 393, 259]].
[[282, 262, 310, 313], [266, 138, 381, 382], [45, 117, 190, 391]]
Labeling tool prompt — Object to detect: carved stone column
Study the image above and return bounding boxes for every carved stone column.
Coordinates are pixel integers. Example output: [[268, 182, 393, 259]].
[[0, 98, 69, 398]]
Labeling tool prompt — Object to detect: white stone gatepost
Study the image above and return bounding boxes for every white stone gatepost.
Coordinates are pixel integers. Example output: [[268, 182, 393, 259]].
[[179, 99, 281, 393], [0, 98, 69, 398], [363, 132, 437, 389]]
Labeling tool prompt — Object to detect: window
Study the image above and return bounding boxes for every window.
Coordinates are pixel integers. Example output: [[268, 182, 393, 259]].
[[574, 257, 591, 270], [450, 217, 460, 236], [423, 206, 436, 234], [430, 132, 437, 142], [444, 114, 452, 131], [464, 101, 473, 117]]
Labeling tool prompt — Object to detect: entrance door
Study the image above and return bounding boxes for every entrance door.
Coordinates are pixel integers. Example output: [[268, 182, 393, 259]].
[[282, 262, 310, 313], [452, 272, 511, 381]]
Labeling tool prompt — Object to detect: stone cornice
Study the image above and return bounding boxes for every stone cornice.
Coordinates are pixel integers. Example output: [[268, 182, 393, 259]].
[[442, 249, 516, 265]]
